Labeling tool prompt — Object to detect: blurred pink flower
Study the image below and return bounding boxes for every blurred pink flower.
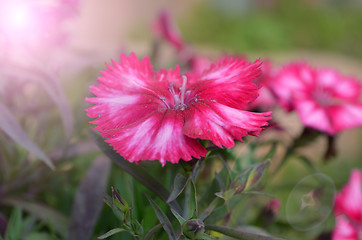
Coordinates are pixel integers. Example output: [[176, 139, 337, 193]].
[[86, 53, 271, 166], [153, 10, 185, 52], [0, 0, 78, 55], [270, 62, 362, 135], [332, 169, 362, 240], [247, 60, 278, 111]]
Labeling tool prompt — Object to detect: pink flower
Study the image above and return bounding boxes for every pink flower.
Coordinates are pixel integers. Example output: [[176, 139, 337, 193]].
[[247, 59, 278, 111], [86, 53, 271, 166], [270, 62, 362, 135], [153, 10, 185, 52], [332, 170, 362, 240]]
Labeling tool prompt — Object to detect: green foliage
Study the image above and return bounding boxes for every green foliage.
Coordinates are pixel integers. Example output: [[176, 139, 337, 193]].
[[182, 1, 362, 58]]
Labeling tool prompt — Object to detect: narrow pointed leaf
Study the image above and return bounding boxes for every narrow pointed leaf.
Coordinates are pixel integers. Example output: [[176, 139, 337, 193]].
[[171, 208, 186, 225], [199, 198, 223, 221], [68, 156, 111, 240], [205, 225, 285, 240], [232, 159, 270, 194], [36, 70, 74, 140], [91, 131, 182, 214], [146, 194, 176, 240], [4, 208, 22, 240], [1, 198, 68, 238], [184, 180, 197, 219], [167, 173, 189, 203], [97, 228, 127, 239], [144, 223, 165, 240], [0, 103, 54, 169], [0, 65, 74, 140]]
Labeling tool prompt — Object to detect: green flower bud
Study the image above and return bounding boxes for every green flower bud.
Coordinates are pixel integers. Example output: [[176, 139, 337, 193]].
[[182, 219, 205, 239]]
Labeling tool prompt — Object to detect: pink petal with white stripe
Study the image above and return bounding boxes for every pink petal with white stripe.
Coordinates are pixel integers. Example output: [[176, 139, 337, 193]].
[[188, 57, 262, 109], [183, 101, 271, 148], [105, 110, 206, 166]]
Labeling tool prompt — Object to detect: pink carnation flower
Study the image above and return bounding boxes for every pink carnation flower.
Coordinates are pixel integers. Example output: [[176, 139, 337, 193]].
[[86, 53, 271, 166], [332, 169, 362, 240], [271, 62, 362, 135], [247, 60, 278, 111], [153, 10, 185, 52]]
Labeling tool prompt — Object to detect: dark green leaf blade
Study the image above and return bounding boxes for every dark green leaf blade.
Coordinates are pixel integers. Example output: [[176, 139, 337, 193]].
[[90, 131, 182, 214], [97, 228, 127, 239], [144, 223, 165, 240], [146, 195, 176, 240], [167, 173, 189, 203], [68, 156, 111, 240], [1, 198, 68, 238]]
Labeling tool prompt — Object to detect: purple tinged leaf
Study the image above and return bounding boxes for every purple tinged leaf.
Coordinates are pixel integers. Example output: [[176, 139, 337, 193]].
[[199, 198, 223, 221], [97, 228, 127, 239], [0, 64, 74, 140], [144, 223, 165, 240], [68, 156, 111, 240], [167, 173, 189, 203], [232, 159, 270, 194], [0, 103, 54, 169], [0, 213, 7, 238], [146, 194, 177, 240]]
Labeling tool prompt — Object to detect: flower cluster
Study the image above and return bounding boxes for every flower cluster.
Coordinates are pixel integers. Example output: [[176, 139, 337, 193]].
[[253, 62, 362, 136], [86, 53, 271, 166], [333, 169, 362, 240]]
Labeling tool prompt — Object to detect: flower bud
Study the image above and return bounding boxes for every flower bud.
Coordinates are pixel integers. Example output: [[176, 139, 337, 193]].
[[182, 219, 205, 239]]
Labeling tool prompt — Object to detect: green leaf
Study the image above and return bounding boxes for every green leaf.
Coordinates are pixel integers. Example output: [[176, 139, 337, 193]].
[[170, 208, 186, 225], [1, 199, 68, 238], [205, 224, 285, 240], [167, 174, 189, 203], [144, 223, 165, 240], [183, 180, 197, 219], [231, 159, 270, 194], [200, 233, 216, 240], [90, 131, 183, 215], [146, 195, 176, 240], [24, 232, 54, 240], [68, 156, 111, 240], [4, 208, 22, 240], [0, 103, 54, 169], [97, 228, 127, 239], [199, 198, 223, 221]]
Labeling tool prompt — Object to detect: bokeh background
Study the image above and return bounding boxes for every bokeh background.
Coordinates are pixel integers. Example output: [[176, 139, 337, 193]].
[[1, 0, 362, 239]]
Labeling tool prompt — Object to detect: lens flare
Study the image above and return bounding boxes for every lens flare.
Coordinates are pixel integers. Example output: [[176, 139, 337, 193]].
[[0, 2, 36, 37], [286, 173, 336, 231]]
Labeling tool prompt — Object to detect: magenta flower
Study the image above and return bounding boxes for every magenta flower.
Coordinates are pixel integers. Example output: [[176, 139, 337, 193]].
[[153, 10, 185, 52], [247, 60, 278, 111], [270, 62, 362, 135], [332, 169, 362, 240], [86, 53, 271, 166]]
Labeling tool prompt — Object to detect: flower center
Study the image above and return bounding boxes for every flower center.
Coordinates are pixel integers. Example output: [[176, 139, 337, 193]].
[[169, 75, 188, 110], [159, 75, 200, 110], [313, 86, 334, 107]]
